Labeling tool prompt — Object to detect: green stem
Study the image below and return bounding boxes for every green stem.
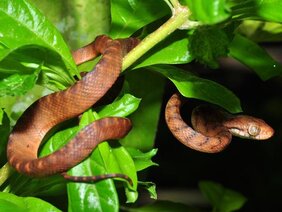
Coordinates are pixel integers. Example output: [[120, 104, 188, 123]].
[[122, 3, 189, 71], [0, 163, 15, 187], [169, 0, 181, 8]]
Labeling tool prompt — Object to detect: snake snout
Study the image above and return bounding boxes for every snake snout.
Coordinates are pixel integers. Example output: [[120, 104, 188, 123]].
[[260, 124, 275, 140], [249, 121, 274, 140]]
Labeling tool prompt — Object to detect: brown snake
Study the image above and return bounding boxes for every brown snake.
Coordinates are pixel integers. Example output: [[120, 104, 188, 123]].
[[165, 93, 274, 153], [7, 35, 274, 183], [7, 35, 139, 183]]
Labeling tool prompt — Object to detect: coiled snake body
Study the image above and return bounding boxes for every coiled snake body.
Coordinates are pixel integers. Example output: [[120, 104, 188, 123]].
[[7, 35, 139, 182], [7, 35, 274, 182], [165, 93, 274, 153]]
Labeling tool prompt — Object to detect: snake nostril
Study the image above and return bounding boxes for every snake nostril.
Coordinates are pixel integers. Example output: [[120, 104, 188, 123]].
[[248, 125, 261, 136]]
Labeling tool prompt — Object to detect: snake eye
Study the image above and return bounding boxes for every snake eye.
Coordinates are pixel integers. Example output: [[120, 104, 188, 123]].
[[248, 125, 261, 136]]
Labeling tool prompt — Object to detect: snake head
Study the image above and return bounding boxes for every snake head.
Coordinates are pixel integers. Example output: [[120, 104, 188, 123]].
[[227, 115, 274, 140]]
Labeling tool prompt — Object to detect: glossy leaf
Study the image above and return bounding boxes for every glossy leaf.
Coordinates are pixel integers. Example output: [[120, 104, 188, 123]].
[[100, 143, 138, 203], [229, 33, 282, 80], [151, 65, 242, 113], [185, 0, 231, 24], [126, 148, 158, 172], [97, 93, 141, 117], [8, 47, 75, 90], [110, 0, 169, 38], [0, 0, 77, 89], [0, 192, 60, 212], [40, 126, 78, 156], [255, 0, 282, 23], [199, 181, 247, 212], [134, 31, 193, 69], [99, 143, 137, 188], [67, 153, 119, 212], [231, 0, 282, 23], [0, 0, 76, 69]]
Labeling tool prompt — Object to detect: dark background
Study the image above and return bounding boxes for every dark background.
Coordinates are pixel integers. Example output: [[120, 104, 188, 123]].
[[149, 44, 282, 212]]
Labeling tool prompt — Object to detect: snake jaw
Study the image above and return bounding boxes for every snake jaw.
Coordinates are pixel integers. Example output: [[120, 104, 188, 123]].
[[228, 127, 248, 138]]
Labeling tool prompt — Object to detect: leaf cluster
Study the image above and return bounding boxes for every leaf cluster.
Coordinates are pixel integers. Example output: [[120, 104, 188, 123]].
[[0, 0, 281, 211]]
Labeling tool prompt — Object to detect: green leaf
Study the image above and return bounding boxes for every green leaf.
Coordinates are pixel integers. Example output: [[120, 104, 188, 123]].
[[19, 176, 66, 197], [146, 182, 157, 200], [138, 181, 158, 200], [189, 27, 230, 68], [231, 0, 282, 23], [151, 65, 242, 113], [0, 73, 38, 97], [238, 20, 282, 42], [67, 153, 120, 212], [110, 0, 169, 38], [229, 33, 282, 80], [5, 170, 65, 197], [101, 142, 138, 203], [0, 85, 50, 125], [0, 0, 76, 70], [101, 144, 138, 188], [98, 93, 141, 118], [121, 70, 166, 150], [126, 148, 158, 172], [199, 181, 247, 212], [255, 0, 282, 23], [125, 188, 138, 204], [40, 126, 78, 157], [0, 0, 77, 89], [185, 0, 231, 24], [0, 192, 61, 212], [135, 31, 193, 69]]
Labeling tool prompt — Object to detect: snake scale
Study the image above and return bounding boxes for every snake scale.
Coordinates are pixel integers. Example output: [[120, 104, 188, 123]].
[[165, 93, 274, 153], [7, 35, 274, 182], [7, 35, 139, 183]]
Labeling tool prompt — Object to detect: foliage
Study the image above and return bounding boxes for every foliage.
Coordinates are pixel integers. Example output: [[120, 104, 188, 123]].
[[199, 181, 247, 212], [0, 0, 281, 211]]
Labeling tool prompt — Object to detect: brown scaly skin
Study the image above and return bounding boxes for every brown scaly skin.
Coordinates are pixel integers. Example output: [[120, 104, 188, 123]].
[[165, 93, 274, 153], [7, 35, 139, 183]]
